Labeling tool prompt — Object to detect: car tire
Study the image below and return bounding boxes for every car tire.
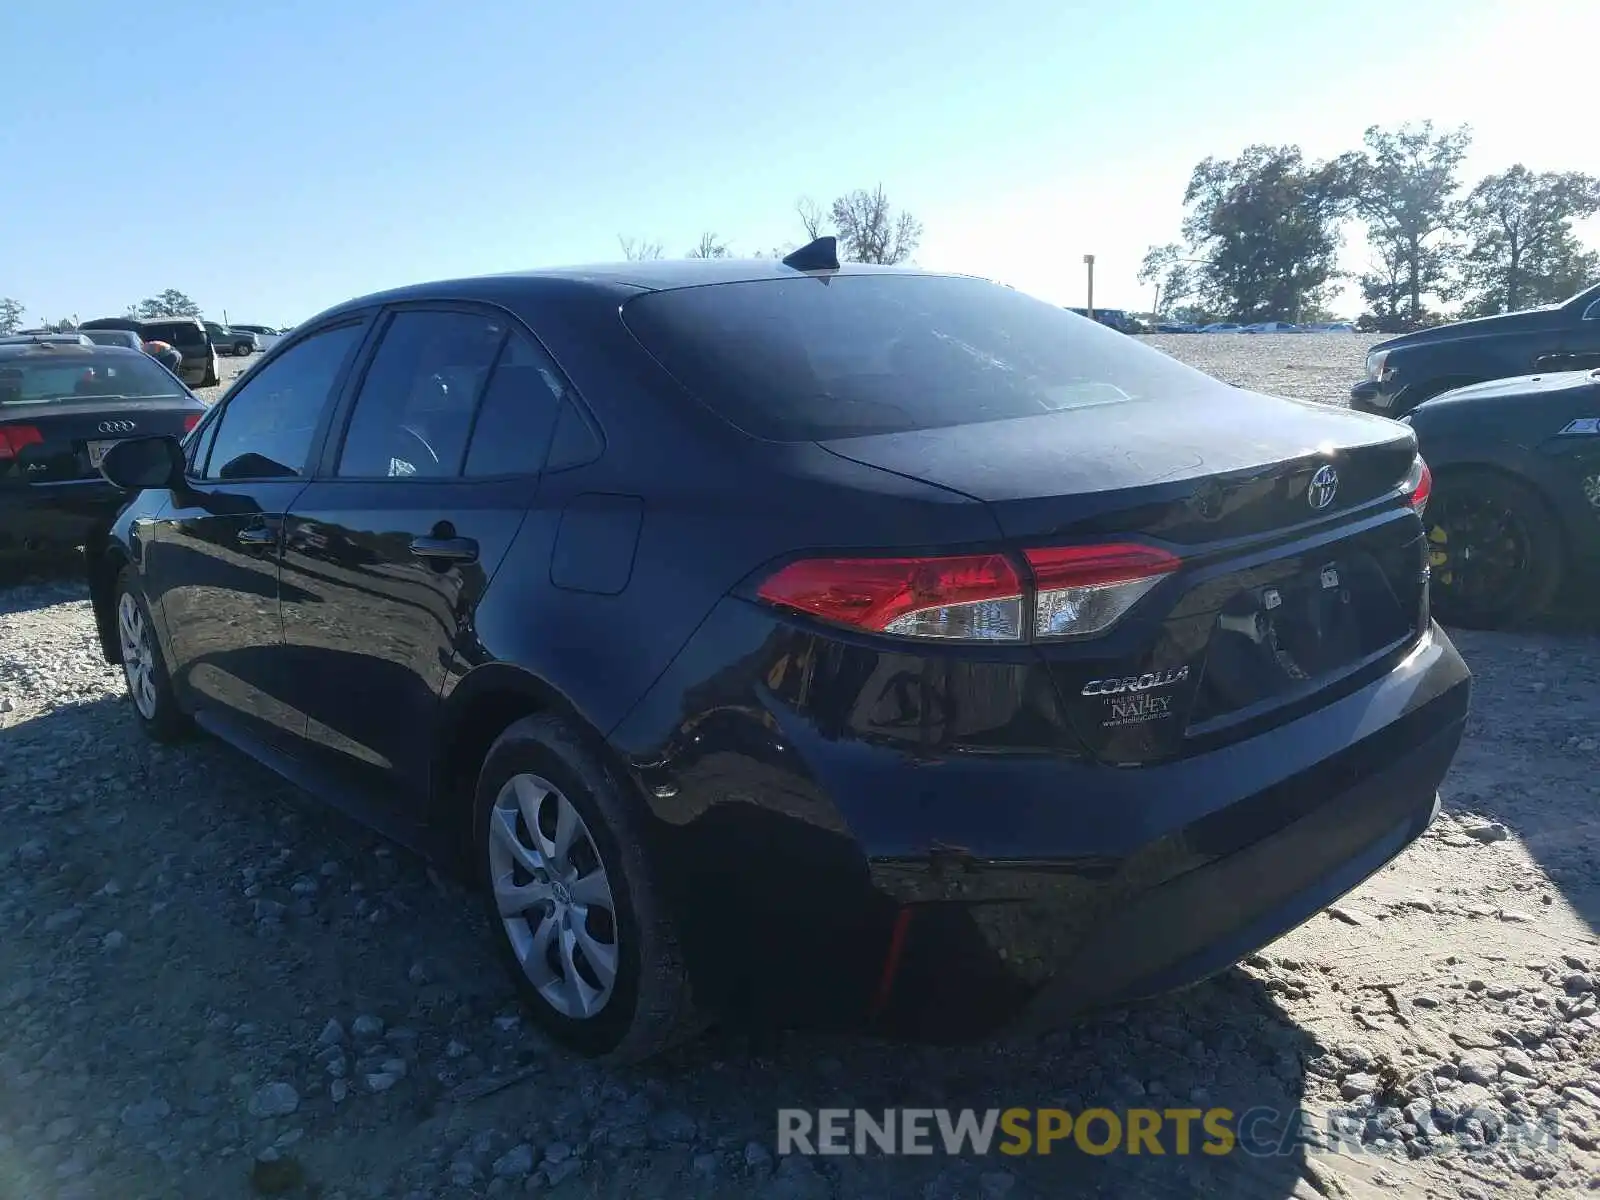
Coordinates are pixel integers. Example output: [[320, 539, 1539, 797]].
[[235, 342, 252, 356], [472, 714, 704, 1062], [113, 567, 192, 743], [1426, 469, 1564, 630]]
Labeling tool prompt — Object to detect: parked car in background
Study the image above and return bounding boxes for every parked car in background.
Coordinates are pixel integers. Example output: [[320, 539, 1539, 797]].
[[1350, 282, 1600, 418], [79, 329, 146, 351], [1066, 307, 1143, 334], [1153, 321, 1201, 334], [88, 250, 1468, 1060], [229, 323, 282, 351], [1243, 322, 1303, 334], [0, 343, 203, 556], [205, 322, 259, 357], [1304, 322, 1357, 334], [1401, 368, 1600, 629], [1199, 323, 1244, 333], [0, 333, 93, 346], [81, 316, 220, 387]]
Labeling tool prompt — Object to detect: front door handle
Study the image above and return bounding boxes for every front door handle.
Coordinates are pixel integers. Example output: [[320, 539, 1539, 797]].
[[410, 535, 478, 564], [236, 526, 276, 547]]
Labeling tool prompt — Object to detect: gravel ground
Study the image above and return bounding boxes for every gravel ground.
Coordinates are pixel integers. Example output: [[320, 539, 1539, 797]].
[[3, 337, 1599, 1200]]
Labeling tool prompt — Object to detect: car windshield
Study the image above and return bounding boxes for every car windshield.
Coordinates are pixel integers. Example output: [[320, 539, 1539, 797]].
[[622, 273, 1218, 441], [0, 354, 188, 407]]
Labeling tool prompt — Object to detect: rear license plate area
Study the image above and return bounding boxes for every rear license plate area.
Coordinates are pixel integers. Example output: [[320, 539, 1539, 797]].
[[86, 440, 120, 468], [1189, 549, 1413, 726]]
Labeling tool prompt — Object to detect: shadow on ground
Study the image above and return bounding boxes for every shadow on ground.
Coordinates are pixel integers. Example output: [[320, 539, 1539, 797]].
[[1436, 604, 1600, 935], [0, 695, 1328, 1199], [0, 552, 87, 614]]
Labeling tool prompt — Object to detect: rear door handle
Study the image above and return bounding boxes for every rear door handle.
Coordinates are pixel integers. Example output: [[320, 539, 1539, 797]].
[[236, 526, 276, 547], [410, 535, 478, 564]]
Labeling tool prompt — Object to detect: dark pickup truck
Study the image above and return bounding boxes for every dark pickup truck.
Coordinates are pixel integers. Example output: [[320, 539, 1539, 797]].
[[1351, 282, 1600, 417]]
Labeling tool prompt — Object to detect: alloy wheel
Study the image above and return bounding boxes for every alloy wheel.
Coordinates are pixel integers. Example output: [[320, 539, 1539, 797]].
[[117, 591, 158, 720], [487, 773, 619, 1019], [1428, 494, 1532, 612]]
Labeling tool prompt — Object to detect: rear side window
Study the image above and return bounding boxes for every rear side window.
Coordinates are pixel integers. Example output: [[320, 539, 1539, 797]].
[[202, 323, 362, 480], [622, 274, 1215, 441], [462, 330, 566, 477], [336, 310, 505, 478]]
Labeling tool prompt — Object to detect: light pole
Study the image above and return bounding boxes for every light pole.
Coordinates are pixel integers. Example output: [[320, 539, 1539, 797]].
[[1083, 254, 1096, 321]]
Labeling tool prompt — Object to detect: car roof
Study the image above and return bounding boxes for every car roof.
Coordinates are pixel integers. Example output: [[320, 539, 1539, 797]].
[[309, 259, 965, 324]]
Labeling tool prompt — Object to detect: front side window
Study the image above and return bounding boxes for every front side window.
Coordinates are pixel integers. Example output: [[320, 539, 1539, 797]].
[[201, 323, 363, 480], [336, 310, 505, 478], [186, 408, 220, 474]]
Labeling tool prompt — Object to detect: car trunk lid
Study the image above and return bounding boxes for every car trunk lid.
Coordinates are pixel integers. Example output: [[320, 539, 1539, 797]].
[[1, 399, 201, 484], [820, 389, 1429, 764]]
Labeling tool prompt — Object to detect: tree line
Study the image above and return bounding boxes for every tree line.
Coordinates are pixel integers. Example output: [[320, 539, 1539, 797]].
[[0, 288, 206, 335], [0, 185, 925, 336], [618, 184, 923, 266], [1139, 122, 1600, 331]]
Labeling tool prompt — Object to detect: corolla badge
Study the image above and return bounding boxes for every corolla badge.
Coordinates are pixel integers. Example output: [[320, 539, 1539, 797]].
[[1080, 666, 1190, 697], [1307, 464, 1339, 509]]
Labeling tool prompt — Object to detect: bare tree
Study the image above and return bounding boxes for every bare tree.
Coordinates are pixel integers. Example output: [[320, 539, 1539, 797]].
[[0, 298, 23, 335], [686, 232, 730, 259], [618, 235, 664, 261], [796, 197, 830, 241], [828, 186, 922, 265]]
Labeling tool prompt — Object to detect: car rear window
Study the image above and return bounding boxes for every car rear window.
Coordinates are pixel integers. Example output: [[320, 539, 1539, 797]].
[[620, 274, 1215, 441], [0, 354, 189, 407], [143, 321, 205, 347]]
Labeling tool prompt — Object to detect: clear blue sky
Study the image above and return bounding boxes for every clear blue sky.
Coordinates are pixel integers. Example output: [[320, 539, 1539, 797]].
[[1, 0, 1591, 326]]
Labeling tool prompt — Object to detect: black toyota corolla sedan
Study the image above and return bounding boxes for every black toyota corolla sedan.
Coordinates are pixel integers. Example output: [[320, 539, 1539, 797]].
[[87, 242, 1471, 1060], [0, 342, 204, 557]]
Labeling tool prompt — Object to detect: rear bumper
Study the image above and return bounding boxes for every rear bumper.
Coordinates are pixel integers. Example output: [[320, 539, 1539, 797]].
[[868, 631, 1466, 1036], [1009, 751, 1443, 1029], [0, 480, 126, 550], [619, 607, 1470, 1034]]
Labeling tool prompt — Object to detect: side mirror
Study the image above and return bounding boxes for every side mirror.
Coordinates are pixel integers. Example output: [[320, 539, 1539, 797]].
[[100, 435, 185, 491]]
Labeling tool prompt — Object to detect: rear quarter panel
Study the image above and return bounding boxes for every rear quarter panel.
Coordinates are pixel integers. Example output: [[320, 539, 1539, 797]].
[[456, 283, 1004, 737]]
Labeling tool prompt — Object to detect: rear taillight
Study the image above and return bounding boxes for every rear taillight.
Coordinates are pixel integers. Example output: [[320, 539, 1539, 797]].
[[0, 425, 44, 460], [757, 553, 1025, 641], [1025, 544, 1182, 639], [756, 542, 1180, 643], [1401, 455, 1431, 515], [183, 413, 202, 432]]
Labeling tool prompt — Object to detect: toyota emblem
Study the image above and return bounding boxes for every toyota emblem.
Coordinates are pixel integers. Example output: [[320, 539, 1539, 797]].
[[97, 420, 136, 434], [1307, 464, 1339, 509]]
